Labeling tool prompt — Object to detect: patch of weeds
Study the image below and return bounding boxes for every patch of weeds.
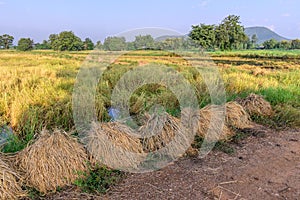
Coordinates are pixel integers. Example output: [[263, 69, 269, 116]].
[[26, 187, 42, 200], [74, 163, 124, 194], [214, 141, 235, 155], [1, 131, 34, 153], [192, 135, 235, 155]]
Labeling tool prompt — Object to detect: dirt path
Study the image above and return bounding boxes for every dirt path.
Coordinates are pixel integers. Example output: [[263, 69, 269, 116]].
[[105, 127, 300, 200], [47, 126, 300, 200]]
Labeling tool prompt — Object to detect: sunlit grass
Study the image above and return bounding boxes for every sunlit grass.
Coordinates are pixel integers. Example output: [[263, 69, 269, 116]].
[[0, 49, 299, 152]]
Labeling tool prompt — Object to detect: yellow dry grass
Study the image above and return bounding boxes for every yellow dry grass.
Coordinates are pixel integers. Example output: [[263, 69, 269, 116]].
[[237, 93, 274, 117], [84, 122, 145, 171], [0, 154, 26, 199], [15, 129, 88, 194]]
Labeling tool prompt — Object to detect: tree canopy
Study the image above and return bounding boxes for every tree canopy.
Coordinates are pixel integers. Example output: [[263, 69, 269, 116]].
[[0, 34, 14, 49], [17, 38, 34, 51], [49, 31, 84, 51]]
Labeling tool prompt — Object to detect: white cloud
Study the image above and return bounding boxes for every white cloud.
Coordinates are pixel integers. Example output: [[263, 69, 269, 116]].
[[0, 1, 5, 5], [281, 13, 291, 17]]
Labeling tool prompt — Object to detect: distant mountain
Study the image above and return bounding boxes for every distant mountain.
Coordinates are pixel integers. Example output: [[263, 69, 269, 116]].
[[245, 27, 290, 44]]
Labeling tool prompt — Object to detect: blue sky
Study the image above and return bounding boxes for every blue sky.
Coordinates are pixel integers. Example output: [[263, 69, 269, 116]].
[[0, 0, 299, 43]]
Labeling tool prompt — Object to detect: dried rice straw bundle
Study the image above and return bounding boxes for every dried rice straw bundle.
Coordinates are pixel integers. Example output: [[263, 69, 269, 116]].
[[137, 111, 194, 168], [84, 122, 145, 171], [197, 105, 234, 141], [225, 101, 253, 129], [139, 112, 180, 152], [237, 93, 274, 117], [15, 130, 88, 194], [0, 154, 26, 199]]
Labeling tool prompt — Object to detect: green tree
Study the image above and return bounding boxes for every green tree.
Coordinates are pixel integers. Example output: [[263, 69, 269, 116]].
[[251, 34, 258, 47], [263, 39, 279, 49], [291, 39, 300, 49], [49, 31, 84, 51], [133, 35, 155, 49], [103, 37, 126, 51], [189, 24, 215, 49], [216, 15, 247, 50], [95, 41, 103, 49], [17, 38, 34, 51], [83, 38, 94, 50], [35, 40, 51, 50], [278, 40, 291, 50], [0, 34, 14, 49]]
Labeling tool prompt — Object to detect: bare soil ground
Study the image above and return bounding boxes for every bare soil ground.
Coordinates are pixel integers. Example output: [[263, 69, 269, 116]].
[[46, 125, 300, 200]]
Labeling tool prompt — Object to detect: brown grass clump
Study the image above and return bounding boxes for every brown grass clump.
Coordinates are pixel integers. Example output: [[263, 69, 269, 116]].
[[0, 154, 26, 199], [138, 111, 194, 161], [237, 93, 274, 117], [225, 101, 253, 129], [15, 130, 88, 194], [84, 122, 145, 171], [139, 113, 180, 152], [197, 105, 234, 141]]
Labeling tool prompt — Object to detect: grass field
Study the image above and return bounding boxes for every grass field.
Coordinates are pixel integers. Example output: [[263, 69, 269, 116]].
[[0, 49, 299, 153]]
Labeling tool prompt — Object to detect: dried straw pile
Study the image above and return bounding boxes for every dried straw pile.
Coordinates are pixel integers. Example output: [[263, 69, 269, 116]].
[[15, 130, 88, 194], [197, 104, 234, 141], [0, 154, 26, 199], [237, 93, 274, 117], [84, 122, 145, 171], [139, 113, 180, 152], [225, 101, 252, 129]]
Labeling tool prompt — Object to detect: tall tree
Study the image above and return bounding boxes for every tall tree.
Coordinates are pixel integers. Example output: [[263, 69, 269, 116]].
[[49, 31, 84, 51], [0, 34, 14, 49], [83, 38, 94, 50], [291, 39, 300, 49], [17, 38, 34, 51], [263, 39, 278, 49], [133, 35, 155, 49], [189, 24, 215, 49], [103, 37, 126, 51], [216, 15, 247, 50], [251, 34, 258, 46]]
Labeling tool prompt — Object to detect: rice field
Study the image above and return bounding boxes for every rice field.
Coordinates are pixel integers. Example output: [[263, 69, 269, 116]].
[[0, 49, 299, 153], [0, 49, 299, 198]]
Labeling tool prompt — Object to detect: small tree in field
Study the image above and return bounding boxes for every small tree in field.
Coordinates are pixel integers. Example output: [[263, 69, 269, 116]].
[[0, 34, 14, 49], [17, 38, 34, 51]]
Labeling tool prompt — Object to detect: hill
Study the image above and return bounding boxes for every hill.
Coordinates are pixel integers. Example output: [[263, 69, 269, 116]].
[[245, 27, 290, 44]]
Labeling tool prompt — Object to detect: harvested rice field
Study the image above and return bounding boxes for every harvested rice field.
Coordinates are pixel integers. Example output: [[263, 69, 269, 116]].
[[0, 49, 299, 199]]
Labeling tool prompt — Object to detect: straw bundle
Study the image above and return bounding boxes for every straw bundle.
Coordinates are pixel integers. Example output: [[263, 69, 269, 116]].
[[15, 130, 88, 194], [197, 105, 234, 141], [237, 93, 274, 117], [0, 154, 26, 199], [139, 113, 180, 152], [225, 101, 253, 129], [84, 122, 145, 171]]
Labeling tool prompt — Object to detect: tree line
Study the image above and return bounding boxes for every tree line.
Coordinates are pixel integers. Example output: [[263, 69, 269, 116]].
[[1, 15, 300, 51]]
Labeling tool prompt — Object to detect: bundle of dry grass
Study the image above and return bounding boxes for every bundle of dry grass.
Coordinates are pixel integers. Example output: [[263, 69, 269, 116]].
[[15, 130, 88, 194], [237, 93, 274, 117], [0, 154, 26, 199], [139, 113, 180, 152], [225, 101, 253, 129], [197, 105, 234, 141], [84, 122, 145, 171]]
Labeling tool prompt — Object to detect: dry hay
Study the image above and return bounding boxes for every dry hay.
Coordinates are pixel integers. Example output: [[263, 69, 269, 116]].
[[139, 113, 180, 152], [84, 122, 145, 171], [225, 101, 253, 129], [237, 93, 274, 117], [15, 129, 88, 194], [0, 154, 26, 199], [197, 105, 234, 141]]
